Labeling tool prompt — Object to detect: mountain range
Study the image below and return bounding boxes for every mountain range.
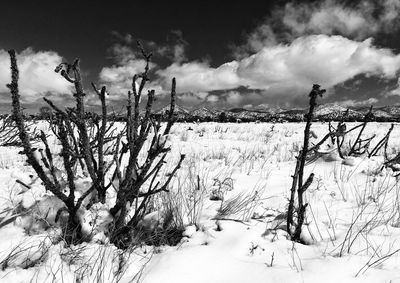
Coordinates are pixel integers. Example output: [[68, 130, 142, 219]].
[[155, 103, 400, 122]]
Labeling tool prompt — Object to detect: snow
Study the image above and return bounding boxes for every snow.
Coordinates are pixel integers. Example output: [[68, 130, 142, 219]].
[[0, 121, 400, 282]]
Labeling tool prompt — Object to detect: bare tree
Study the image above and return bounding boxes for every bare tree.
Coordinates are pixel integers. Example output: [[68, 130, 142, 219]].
[[7, 42, 184, 247]]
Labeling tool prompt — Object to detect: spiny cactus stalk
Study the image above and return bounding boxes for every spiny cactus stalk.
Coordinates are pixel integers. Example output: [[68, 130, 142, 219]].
[[287, 84, 325, 243], [7, 42, 184, 247]]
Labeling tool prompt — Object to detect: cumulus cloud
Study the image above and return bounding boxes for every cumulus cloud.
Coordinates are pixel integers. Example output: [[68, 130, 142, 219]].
[[99, 59, 153, 99], [109, 44, 137, 65], [108, 30, 188, 65], [157, 30, 188, 63], [336, 98, 379, 107], [0, 48, 72, 102], [158, 35, 400, 101], [206, 95, 219, 103], [177, 92, 208, 105], [99, 31, 189, 98], [234, 0, 400, 56], [99, 2, 400, 109], [156, 61, 240, 93], [100, 38, 160, 98], [225, 91, 244, 106], [241, 36, 400, 88], [282, 0, 378, 38]]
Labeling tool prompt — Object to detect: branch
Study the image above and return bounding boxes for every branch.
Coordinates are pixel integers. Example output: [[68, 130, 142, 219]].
[[163, 78, 177, 136], [7, 50, 68, 204]]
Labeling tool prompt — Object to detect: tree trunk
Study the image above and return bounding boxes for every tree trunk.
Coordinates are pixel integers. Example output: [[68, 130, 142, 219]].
[[63, 211, 83, 245]]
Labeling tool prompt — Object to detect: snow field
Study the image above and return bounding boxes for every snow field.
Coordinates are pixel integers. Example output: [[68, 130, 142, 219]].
[[0, 122, 400, 282]]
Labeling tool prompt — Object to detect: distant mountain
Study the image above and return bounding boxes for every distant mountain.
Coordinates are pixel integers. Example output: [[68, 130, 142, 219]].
[[190, 107, 216, 118], [315, 104, 347, 116], [156, 104, 191, 120], [236, 111, 266, 120], [380, 106, 400, 117], [148, 103, 400, 123], [157, 105, 189, 114], [314, 104, 363, 120], [228, 108, 247, 113], [253, 105, 283, 114], [273, 109, 304, 122], [372, 109, 393, 119], [224, 108, 270, 121], [279, 109, 306, 115], [353, 105, 400, 121]]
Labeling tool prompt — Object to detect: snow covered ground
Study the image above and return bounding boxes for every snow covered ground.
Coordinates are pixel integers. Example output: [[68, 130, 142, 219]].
[[1, 122, 400, 282]]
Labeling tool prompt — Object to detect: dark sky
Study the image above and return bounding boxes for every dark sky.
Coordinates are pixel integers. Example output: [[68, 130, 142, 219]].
[[1, 0, 400, 113], [1, 1, 277, 69]]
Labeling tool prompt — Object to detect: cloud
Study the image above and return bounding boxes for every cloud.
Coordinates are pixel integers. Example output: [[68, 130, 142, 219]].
[[99, 31, 189, 98], [100, 3, 400, 109], [157, 30, 188, 63], [99, 59, 152, 99], [387, 78, 400, 96], [336, 98, 379, 107], [241, 36, 400, 89], [282, 0, 377, 38], [158, 35, 400, 101], [206, 95, 219, 103], [109, 44, 137, 65], [109, 30, 188, 64], [100, 36, 161, 98], [0, 48, 72, 102], [234, 0, 400, 56], [156, 61, 241, 93], [177, 92, 208, 105], [225, 91, 244, 106], [200, 89, 264, 109]]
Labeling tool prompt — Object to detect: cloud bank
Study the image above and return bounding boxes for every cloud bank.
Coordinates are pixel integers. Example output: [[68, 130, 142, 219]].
[[157, 35, 400, 99], [235, 0, 400, 56], [0, 48, 72, 103], [100, 0, 400, 108], [2, 0, 400, 110]]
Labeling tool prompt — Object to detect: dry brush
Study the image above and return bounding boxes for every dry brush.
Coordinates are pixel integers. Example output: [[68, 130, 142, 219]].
[[7, 43, 184, 248]]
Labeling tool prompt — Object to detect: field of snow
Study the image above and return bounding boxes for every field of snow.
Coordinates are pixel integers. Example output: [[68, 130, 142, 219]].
[[1, 121, 400, 283]]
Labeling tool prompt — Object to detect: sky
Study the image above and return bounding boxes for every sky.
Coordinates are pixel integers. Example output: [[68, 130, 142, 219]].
[[1, 0, 400, 113]]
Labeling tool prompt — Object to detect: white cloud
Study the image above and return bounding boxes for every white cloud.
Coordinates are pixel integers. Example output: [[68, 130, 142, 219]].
[[99, 59, 164, 100], [282, 0, 376, 39], [336, 98, 379, 107], [158, 35, 400, 99], [156, 61, 241, 93], [240, 36, 400, 89], [0, 48, 72, 102], [109, 44, 137, 65], [100, 60, 145, 89], [100, 2, 400, 108], [233, 24, 278, 58], [99, 31, 186, 98], [235, 0, 400, 56], [206, 95, 219, 102], [171, 43, 186, 63], [225, 91, 244, 106], [178, 92, 208, 105]]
